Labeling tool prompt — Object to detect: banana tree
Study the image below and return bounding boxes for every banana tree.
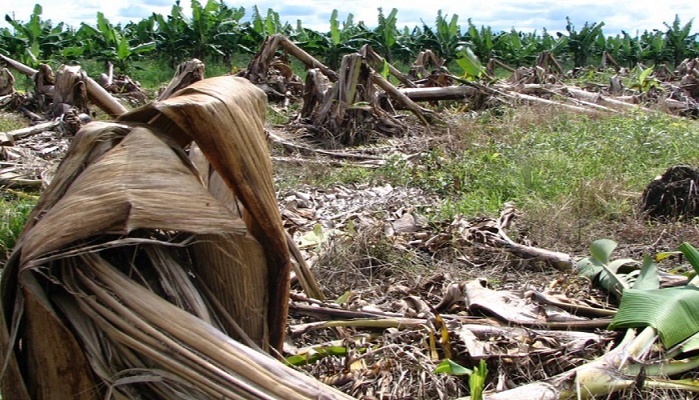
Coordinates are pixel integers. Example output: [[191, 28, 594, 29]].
[[371, 8, 403, 63], [248, 6, 293, 42], [614, 31, 643, 68], [292, 10, 369, 70], [494, 29, 539, 66], [186, 0, 247, 63], [153, 3, 189, 67], [419, 11, 465, 64], [122, 16, 157, 47], [66, 12, 155, 73], [0, 31, 37, 67], [539, 28, 568, 57], [392, 26, 425, 65], [465, 20, 496, 61], [663, 15, 697, 66], [640, 29, 670, 66], [214, 18, 258, 65], [563, 17, 605, 67], [4, 4, 44, 65], [4, 4, 74, 65], [289, 23, 326, 56], [0, 27, 12, 56]]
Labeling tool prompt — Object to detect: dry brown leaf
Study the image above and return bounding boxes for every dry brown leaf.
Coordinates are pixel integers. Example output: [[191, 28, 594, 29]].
[[120, 76, 291, 350], [0, 77, 348, 399]]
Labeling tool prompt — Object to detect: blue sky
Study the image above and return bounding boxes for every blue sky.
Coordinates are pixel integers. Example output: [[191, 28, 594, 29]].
[[3, 0, 698, 36]]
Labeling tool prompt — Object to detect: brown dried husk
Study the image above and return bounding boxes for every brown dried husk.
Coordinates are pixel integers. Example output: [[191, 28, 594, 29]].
[[0, 76, 350, 399]]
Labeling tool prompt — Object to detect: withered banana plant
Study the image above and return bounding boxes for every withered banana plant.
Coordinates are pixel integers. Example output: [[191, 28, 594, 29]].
[[0, 76, 351, 399]]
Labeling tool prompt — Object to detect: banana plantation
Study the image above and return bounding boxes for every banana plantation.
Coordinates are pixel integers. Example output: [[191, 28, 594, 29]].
[[2, 1, 698, 73], [3, 1, 699, 400]]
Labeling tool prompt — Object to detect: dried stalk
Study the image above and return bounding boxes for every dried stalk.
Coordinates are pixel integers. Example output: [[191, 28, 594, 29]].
[[0, 120, 61, 144]]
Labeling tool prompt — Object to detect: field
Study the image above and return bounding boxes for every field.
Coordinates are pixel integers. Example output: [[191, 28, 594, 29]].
[[3, 71, 699, 398], [3, 3, 699, 398]]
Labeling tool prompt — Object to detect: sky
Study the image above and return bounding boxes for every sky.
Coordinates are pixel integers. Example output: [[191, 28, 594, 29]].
[[3, 0, 698, 37]]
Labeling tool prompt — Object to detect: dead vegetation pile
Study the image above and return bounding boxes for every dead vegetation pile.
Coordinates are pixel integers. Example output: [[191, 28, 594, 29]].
[[277, 176, 699, 399], [641, 165, 699, 220]]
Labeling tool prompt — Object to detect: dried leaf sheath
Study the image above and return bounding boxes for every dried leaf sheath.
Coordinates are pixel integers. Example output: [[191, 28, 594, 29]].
[[188, 144, 270, 348], [19, 126, 247, 267], [0, 77, 343, 398], [120, 76, 291, 351]]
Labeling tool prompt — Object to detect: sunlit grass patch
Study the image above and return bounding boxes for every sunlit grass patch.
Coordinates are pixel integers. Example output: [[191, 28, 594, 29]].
[[273, 106, 699, 228]]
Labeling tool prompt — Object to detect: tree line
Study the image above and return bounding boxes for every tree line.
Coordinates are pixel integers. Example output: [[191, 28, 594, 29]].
[[1, 1, 697, 74]]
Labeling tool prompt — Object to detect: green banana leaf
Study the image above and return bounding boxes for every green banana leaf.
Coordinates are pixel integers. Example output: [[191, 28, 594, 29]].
[[610, 286, 699, 348], [455, 46, 484, 79]]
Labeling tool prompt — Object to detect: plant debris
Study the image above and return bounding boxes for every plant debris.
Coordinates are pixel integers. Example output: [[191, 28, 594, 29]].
[[641, 164, 699, 220]]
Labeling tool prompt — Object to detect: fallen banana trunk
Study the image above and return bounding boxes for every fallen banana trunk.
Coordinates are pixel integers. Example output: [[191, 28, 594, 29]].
[[0, 76, 350, 399], [243, 33, 339, 84], [0, 120, 62, 144], [0, 54, 127, 117]]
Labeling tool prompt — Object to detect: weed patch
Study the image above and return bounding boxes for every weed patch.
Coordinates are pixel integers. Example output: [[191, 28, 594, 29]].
[[0, 112, 27, 132], [377, 108, 699, 220], [0, 195, 36, 259]]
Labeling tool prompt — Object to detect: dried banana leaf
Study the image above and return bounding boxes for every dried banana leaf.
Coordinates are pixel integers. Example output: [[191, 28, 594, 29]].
[[120, 76, 291, 350], [0, 77, 348, 399]]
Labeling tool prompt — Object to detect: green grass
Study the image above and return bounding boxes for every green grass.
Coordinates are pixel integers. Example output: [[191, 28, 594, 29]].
[[408, 108, 699, 219], [60, 54, 253, 91], [0, 195, 36, 258], [127, 54, 253, 89], [285, 106, 699, 226], [0, 113, 26, 132]]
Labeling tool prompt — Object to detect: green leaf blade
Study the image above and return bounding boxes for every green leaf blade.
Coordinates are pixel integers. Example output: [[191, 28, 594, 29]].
[[611, 287, 699, 348], [634, 255, 660, 290], [434, 359, 472, 376], [679, 242, 699, 275], [590, 239, 617, 264], [469, 359, 488, 400]]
